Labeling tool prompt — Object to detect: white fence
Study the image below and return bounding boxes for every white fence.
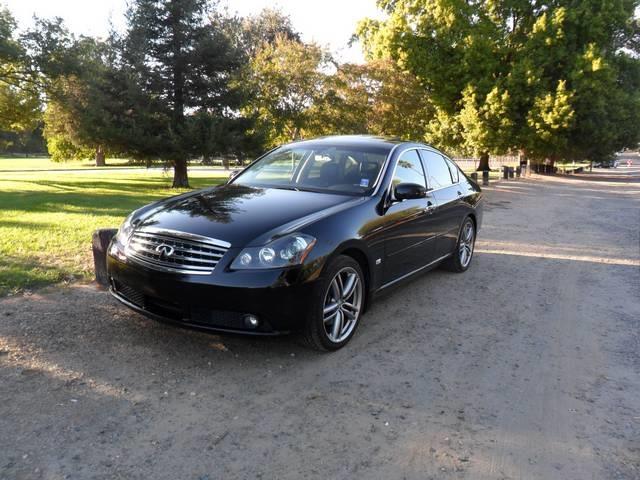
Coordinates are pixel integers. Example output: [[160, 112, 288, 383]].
[[451, 155, 519, 172]]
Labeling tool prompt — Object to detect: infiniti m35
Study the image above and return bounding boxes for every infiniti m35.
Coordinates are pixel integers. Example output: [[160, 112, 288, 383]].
[[107, 135, 483, 350]]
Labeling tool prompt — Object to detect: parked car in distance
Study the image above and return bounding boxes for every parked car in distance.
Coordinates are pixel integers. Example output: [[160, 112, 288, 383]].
[[595, 159, 619, 168], [107, 135, 483, 350]]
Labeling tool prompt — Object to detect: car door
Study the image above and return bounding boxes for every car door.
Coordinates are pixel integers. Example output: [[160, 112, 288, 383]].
[[420, 150, 466, 257], [380, 149, 441, 284]]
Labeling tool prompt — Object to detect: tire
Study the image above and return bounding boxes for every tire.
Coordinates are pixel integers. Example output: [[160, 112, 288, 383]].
[[441, 217, 476, 273], [302, 255, 365, 351]]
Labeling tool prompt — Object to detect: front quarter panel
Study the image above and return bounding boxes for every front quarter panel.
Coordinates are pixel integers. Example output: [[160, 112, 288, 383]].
[[295, 197, 385, 291]]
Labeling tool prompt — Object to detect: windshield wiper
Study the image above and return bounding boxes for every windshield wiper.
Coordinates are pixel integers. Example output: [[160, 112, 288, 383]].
[[272, 185, 300, 192]]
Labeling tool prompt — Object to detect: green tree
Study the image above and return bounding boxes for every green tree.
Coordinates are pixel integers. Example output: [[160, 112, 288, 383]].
[[0, 6, 25, 87], [0, 81, 40, 132], [240, 8, 300, 57], [39, 35, 120, 165], [0, 7, 41, 136], [316, 59, 434, 139], [358, 0, 640, 169], [4, 14, 108, 161], [116, 0, 246, 187], [241, 34, 331, 147], [42, 79, 100, 163]]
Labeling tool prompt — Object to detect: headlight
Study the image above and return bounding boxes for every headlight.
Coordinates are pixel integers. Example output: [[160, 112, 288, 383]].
[[115, 213, 136, 246], [230, 233, 316, 270]]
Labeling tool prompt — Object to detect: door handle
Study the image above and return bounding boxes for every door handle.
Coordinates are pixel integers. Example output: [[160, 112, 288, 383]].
[[457, 190, 463, 196], [424, 201, 435, 214]]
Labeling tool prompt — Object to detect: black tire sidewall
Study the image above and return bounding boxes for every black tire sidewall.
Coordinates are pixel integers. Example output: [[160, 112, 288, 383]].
[[306, 255, 365, 351]]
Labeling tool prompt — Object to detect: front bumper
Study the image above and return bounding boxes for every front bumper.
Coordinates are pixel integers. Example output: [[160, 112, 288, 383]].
[[107, 251, 319, 335]]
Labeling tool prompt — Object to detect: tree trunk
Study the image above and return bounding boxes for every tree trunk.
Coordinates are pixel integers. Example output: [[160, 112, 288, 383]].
[[291, 125, 300, 141], [172, 159, 190, 188], [95, 146, 105, 167], [529, 158, 541, 173], [476, 151, 491, 171]]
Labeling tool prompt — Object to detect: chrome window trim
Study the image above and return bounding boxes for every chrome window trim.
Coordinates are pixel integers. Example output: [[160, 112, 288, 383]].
[[371, 143, 403, 196], [382, 146, 428, 200], [439, 152, 463, 186], [443, 156, 460, 184], [389, 148, 428, 193], [230, 141, 464, 199], [380, 145, 466, 200], [418, 148, 460, 190]]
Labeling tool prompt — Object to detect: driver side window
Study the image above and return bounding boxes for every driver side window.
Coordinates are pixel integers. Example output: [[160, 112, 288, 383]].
[[392, 150, 426, 190]]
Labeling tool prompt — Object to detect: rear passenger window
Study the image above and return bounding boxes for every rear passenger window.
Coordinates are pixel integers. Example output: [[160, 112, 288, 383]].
[[445, 158, 460, 183], [421, 150, 453, 189]]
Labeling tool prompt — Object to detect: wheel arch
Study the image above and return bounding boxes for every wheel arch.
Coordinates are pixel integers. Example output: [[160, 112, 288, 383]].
[[467, 212, 477, 230], [327, 240, 375, 311]]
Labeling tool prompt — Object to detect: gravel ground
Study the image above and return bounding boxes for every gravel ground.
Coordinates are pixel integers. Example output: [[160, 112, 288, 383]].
[[1, 167, 639, 480]]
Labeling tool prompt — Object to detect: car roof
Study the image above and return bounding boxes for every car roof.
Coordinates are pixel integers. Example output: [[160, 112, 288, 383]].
[[285, 135, 417, 151]]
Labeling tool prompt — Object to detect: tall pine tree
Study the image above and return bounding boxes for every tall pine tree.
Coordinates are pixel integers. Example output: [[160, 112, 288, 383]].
[[119, 0, 244, 187]]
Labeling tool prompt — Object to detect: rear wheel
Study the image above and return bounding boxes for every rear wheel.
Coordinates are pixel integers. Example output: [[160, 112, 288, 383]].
[[442, 217, 475, 272], [302, 255, 365, 351]]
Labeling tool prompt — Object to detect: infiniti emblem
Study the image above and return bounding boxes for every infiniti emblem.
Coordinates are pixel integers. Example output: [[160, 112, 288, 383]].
[[155, 243, 175, 258]]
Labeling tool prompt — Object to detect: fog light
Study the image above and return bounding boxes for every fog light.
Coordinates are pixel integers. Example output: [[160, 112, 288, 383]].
[[243, 314, 259, 329]]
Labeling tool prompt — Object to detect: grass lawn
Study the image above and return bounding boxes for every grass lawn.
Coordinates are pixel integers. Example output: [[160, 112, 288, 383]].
[[461, 169, 503, 181], [0, 169, 228, 296], [0, 156, 237, 171], [555, 162, 591, 173], [0, 156, 135, 170]]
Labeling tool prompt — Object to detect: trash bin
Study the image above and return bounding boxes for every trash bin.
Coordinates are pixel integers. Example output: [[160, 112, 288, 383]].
[[92, 228, 118, 287]]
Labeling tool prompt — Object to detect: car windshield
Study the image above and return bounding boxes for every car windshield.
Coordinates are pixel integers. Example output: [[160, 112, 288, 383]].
[[233, 143, 390, 195]]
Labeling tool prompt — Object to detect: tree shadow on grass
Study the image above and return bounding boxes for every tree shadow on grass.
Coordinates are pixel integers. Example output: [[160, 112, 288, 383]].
[[0, 255, 71, 296], [0, 219, 56, 230], [1, 177, 225, 217]]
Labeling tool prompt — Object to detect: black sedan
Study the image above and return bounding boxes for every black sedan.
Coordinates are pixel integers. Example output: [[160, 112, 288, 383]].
[[107, 135, 483, 350]]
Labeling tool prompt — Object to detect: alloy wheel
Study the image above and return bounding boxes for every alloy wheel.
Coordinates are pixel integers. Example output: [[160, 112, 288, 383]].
[[322, 267, 363, 343], [459, 221, 475, 268]]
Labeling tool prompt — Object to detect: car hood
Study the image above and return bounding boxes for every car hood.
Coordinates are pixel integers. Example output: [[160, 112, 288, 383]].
[[134, 184, 360, 247]]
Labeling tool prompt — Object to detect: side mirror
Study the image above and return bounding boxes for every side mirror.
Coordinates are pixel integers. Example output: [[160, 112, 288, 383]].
[[394, 182, 427, 201], [227, 169, 241, 184]]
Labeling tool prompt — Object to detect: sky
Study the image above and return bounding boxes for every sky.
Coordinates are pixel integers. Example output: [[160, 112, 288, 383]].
[[4, 0, 382, 63]]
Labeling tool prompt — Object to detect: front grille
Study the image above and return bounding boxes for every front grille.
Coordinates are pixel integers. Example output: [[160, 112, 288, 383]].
[[125, 227, 230, 275], [113, 280, 145, 307]]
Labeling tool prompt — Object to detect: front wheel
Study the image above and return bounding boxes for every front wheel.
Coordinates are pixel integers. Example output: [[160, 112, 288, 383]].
[[302, 255, 365, 351], [442, 218, 476, 273]]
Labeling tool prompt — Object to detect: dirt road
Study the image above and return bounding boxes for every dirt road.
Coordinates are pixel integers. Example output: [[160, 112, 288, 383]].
[[1, 168, 639, 479]]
